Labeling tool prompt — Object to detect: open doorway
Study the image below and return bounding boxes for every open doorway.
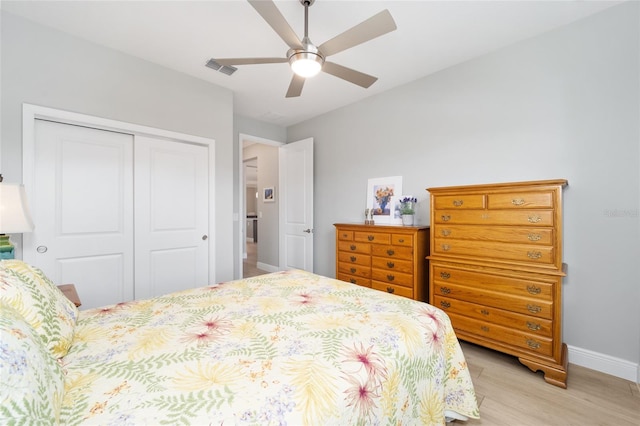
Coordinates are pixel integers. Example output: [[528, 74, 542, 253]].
[[242, 157, 264, 278]]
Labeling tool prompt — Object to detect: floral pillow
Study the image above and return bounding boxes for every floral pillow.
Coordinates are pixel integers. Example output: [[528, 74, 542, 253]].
[[0, 260, 78, 358], [0, 303, 65, 423]]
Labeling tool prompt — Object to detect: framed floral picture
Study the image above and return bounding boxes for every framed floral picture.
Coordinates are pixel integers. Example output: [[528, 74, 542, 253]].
[[263, 187, 275, 202], [366, 176, 403, 224]]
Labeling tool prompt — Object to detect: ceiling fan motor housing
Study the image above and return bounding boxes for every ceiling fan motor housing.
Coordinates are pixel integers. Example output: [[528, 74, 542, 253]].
[[287, 39, 325, 78]]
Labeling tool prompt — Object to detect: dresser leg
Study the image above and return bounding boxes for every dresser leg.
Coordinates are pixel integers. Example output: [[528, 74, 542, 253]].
[[518, 343, 568, 389]]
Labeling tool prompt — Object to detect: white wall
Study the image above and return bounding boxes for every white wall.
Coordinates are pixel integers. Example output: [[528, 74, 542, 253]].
[[1, 11, 236, 281], [288, 2, 640, 379]]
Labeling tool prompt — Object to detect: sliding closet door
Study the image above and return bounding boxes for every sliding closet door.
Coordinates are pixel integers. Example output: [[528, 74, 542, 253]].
[[134, 136, 209, 299], [26, 120, 134, 309]]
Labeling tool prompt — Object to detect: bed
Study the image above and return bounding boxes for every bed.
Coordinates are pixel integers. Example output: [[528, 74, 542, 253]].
[[1, 260, 479, 425]]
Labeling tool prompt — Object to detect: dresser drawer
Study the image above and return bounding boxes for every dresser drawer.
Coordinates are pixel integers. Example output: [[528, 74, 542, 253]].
[[338, 241, 371, 254], [337, 230, 354, 241], [337, 251, 370, 266], [354, 231, 391, 244], [337, 273, 371, 288], [435, 296, 553, 337], [371, 269, 413, 287], [432, 282, 553, 319], [488, 191, 554, 209], [434, 194, 486, 209], [392, 234, 413, 246], [372, 281, 413, 299], [432, 265, 554, 300], [433, 239, 555, 265], [371, 245, 413, 260], [371, 256, 413, 274], [434, 224, 554, 245], [434, 209, 554, 226], [448, 312, 553, 356], [338, 262, 371, 278]]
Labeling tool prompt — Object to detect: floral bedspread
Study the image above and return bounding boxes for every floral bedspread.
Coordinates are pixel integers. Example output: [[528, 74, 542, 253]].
[[59, 270, 479, 425]]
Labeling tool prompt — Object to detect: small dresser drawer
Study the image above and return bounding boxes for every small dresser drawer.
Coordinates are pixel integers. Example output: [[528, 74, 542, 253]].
[[435, 296, 553, 337], [338, 241, 371, 254], [371, 269, 413, 287], [432, 265, 554, 300], [338, 262, 371, 278], [449, 312, 553, 356], [337, 273, 371, 288], [434, 194, 486, 210], [392, 234, 413, 246], [337, 230, 354, 241], [372, 256, 413, 274], [372, 281, 413, 299], [433, 239, 555, 265], [434, 225, 553, 246], [371, 245, 413, 260], [355, 231, 391, 244], [488, 191, 554, 209], [434, 209, 554, 226], [337, 251, 370, 266], [433, 282, 553, 319]]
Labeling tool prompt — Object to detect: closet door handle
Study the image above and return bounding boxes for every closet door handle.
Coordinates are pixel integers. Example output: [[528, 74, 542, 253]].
[[202, 235, 208, 240]]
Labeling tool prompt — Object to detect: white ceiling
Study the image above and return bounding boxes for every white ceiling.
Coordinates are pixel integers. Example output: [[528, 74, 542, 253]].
[[2, 0, 621, 127]]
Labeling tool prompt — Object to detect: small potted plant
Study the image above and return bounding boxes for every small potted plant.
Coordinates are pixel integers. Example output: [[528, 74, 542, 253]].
[[400, 197, 417, 225]]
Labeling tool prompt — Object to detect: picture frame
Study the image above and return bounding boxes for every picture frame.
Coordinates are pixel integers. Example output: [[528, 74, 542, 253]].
[[263, 187, 275, 202], [366, 176, 403, 224]]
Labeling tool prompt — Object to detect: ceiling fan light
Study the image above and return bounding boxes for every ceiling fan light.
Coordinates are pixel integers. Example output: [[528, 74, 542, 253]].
[[289, 51, 323, 78]]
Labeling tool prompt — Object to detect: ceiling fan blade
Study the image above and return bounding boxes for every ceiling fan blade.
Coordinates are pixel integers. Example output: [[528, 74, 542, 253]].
[[318, 9, 397, 57], [322, 61, 377, 89], [216, 57, 287, 66], [248, 0, 303, 50], [285, 74, 305, 98]]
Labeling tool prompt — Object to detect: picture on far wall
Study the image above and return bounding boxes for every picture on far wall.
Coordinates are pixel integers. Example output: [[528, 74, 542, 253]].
[[263, 187, 275, 202], [366, 176, 402, 224]]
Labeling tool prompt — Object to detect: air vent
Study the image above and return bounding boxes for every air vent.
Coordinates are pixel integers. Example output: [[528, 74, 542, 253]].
[[206, 59, 237, 76]]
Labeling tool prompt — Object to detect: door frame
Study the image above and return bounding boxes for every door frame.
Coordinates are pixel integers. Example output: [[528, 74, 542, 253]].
[[237, 133, 283, 279], [22, 103, 217, 284]]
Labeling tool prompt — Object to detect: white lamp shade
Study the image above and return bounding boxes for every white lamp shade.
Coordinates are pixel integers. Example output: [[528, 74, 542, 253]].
[[0, 183, 35, 233]]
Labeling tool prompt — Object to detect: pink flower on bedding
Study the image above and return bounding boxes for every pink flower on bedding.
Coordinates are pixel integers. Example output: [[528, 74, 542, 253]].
[[200, 316, 232, 334], [342, 342, 388, 381], [181, 330, 220, 346], [343, 374, 379, 419]]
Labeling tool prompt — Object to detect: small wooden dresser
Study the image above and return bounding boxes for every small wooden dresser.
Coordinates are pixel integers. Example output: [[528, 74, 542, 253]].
[[427, 179, 568, 388], [334, 223, 429, 302]]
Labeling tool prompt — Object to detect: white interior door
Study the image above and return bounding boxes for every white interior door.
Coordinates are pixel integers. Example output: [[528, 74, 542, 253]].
[[279, 138, 314, 271], [25, 120, 134, 309], [134, 136, 209, 299]]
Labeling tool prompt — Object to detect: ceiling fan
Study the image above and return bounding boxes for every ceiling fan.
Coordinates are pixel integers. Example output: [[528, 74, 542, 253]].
[[211, 0, 397, 98]]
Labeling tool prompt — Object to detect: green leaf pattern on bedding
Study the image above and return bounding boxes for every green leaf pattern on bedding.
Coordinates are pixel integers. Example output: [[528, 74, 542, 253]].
[[58, 269, 479, 425]]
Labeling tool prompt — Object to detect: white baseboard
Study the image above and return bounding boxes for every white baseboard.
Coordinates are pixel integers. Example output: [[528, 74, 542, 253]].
[[256, 262, 279, 273], [568, 344, 639, 383]]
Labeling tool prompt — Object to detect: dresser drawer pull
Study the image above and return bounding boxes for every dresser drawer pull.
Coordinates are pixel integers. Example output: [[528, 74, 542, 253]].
[[527, 251, 543, 259], [480, 309, 490, 316], [440, 301, 451, 309], [439, 287, 451, 295], [481, 326, 490, 332], [527, 339, 541, 350], [452, 200, 464, 207], [527, 285, 541, 295], [441, 244, 451, 251], [512, 198, 526, 206], [342, 233, 349, 238], [527, 304, 542, 314], [441, 229, 451, 237], [528, 214, 542, 223], [386, 286, 395, 294], [350, 267, 356, 273], [440, 272, 450, 279], [387, 249, 395, 256], [386, 274, 395, 282], [367, 235, 374, 241], [398, 238, 405, 243], [350, 256, 357, 262], [527, 322, 541, 331], [387, 261, 395, 268], [441, 214, 451, 222], [350, 245, 357, 251], [350, 278, 356, 284], [527, 233, 542, 241]]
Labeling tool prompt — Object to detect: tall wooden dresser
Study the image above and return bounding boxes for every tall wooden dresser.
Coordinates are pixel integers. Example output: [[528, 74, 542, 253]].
[[334, 224, 429, 302], [427, 179, 568, 388]]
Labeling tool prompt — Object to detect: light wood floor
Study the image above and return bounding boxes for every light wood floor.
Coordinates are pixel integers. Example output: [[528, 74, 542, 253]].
[[243, 241, 268, 278], [239, 249, 639, 424], [457, 341, 640, 425]]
